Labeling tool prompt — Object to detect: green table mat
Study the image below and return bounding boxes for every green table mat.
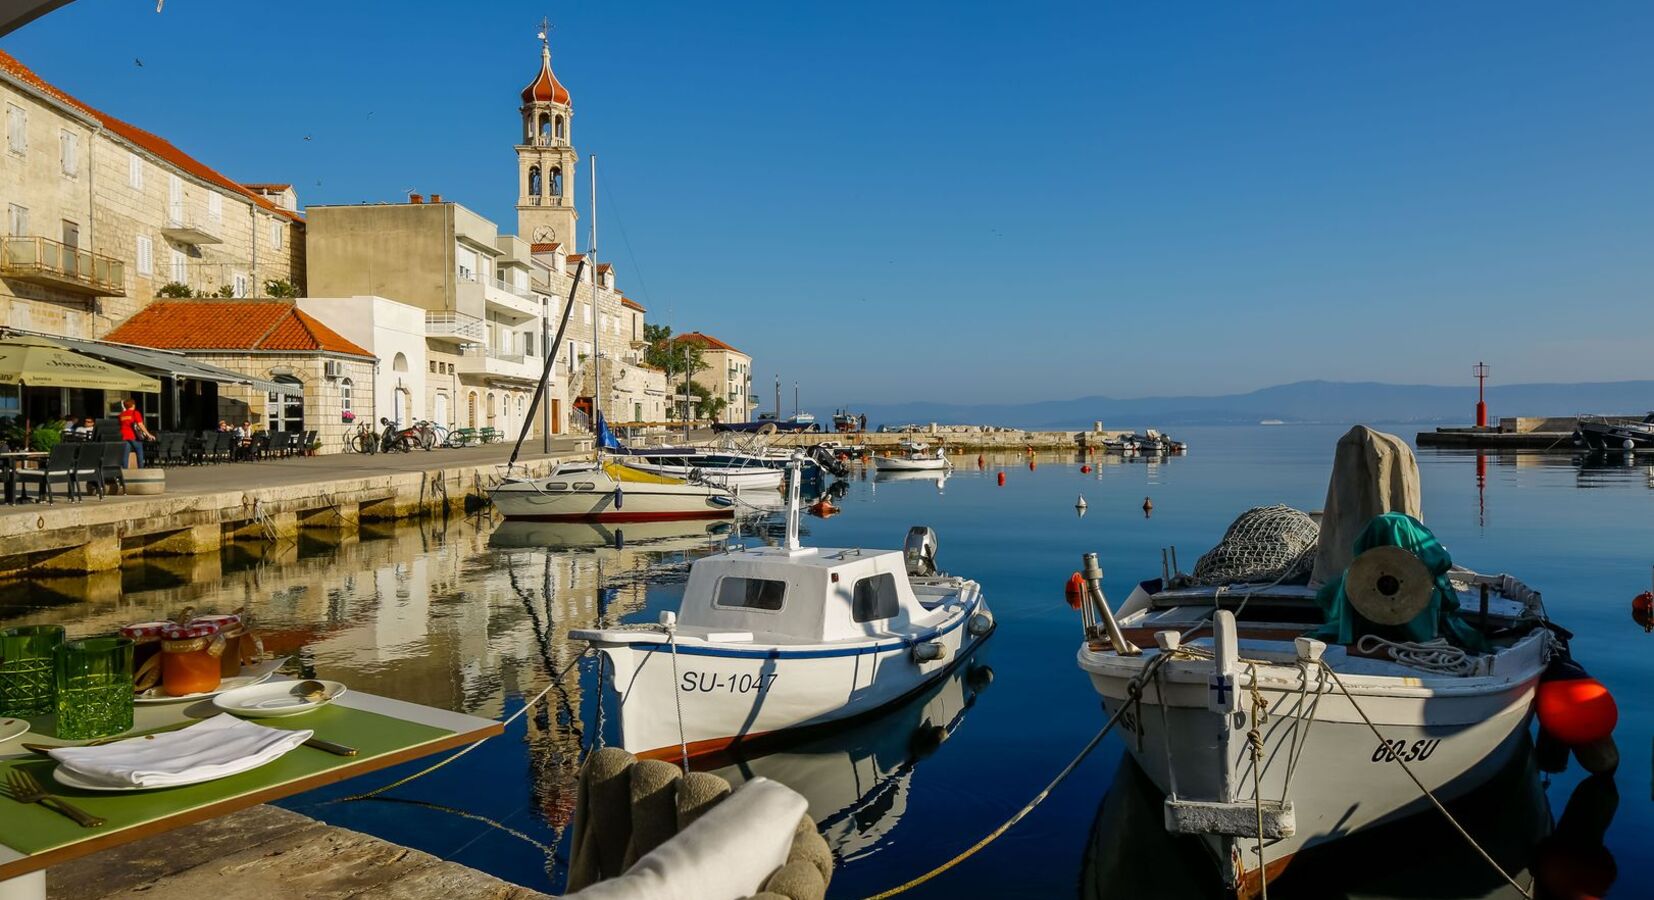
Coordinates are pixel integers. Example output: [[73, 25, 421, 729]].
[[1, 705, 454, 858]]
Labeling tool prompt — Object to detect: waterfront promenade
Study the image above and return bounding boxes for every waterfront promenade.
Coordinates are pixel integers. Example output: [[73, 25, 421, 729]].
[[0, 440, 591, 578]]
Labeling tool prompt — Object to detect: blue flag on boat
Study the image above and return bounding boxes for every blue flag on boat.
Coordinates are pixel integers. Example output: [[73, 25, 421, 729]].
[[595, 411, 624, 451]]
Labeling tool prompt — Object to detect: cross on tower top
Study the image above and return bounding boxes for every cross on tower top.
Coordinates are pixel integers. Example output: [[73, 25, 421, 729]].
[[538, 17, 551, 50]]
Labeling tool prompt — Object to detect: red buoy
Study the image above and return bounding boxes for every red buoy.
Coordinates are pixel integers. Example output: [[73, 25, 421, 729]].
[[976, 454, 985, 468], [1028, 460, 1037, 471], [997, 471, 1005, 486], [1081, 464, 1091, 474], [1537, 676, 1618, 747], [1634, 591, 1653, 631], [1065, 572, 1086, 610]]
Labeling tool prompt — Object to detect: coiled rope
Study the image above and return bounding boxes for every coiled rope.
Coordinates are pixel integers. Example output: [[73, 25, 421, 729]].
[[862, 652, 1172, 899], [1354, 635, 1477, 675]]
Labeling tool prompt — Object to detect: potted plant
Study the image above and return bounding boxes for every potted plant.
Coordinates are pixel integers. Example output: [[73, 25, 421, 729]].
[[341, 409, 356, 425]]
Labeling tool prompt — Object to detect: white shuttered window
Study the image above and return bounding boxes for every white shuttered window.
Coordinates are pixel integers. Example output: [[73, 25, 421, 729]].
[[136, 236, 153, 275]]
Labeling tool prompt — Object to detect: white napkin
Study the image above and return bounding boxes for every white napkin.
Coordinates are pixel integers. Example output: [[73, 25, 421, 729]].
[[48, 714, 312, 788]]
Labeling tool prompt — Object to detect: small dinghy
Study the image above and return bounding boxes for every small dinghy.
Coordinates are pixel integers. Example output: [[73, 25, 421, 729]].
[[1070, 426, 1617, 898], [572, 459, 994, 760], [489, 460, 736, 522], [871, 441, 949, 471]]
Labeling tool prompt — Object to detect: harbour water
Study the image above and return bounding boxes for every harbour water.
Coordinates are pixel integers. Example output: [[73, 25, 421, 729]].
[[1, 424, 1646, 898]]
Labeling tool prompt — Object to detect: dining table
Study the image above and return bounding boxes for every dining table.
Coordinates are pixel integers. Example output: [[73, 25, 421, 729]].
[[0, 451, 49, 505], [0, 678, 503, 900]]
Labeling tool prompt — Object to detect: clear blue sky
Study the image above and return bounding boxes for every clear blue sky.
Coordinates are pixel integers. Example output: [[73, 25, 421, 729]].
[[8, 2, 1653, 407]]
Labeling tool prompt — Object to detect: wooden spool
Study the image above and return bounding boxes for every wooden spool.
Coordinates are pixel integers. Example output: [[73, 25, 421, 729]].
[[1345, 545, 1432, 625], [125, 468, 166, 496]]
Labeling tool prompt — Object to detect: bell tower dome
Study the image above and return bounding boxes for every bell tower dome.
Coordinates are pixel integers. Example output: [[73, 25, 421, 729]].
[[517, 23, 578, 248]]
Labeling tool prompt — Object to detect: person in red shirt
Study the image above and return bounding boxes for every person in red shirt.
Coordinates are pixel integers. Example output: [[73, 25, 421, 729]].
[[118, 398, 153, 468]]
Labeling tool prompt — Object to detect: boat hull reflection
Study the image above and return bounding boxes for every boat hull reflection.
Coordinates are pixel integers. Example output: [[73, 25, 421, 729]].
[[489, 519, 734, 552], [692, 649, 995, 862], [1082, 738, 1589, 899]]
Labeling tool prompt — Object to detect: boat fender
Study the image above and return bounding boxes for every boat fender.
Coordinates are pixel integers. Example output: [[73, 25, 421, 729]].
[[613, 486, 624, 510], [1573, 735, 1620, 775], [912, 641, 948, 663], [968, 612, 994, 636], [1537, 658, 1618, 751], [1064, 572, 1087, 610], [1633, 591, 1654, 631]]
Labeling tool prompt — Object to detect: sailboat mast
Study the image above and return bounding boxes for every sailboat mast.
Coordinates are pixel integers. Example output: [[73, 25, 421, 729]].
[[590, 154, 600, 447]]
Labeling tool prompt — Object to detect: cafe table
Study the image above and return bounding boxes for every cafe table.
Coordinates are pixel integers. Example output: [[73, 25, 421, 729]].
[[0, 681, 503, 900]]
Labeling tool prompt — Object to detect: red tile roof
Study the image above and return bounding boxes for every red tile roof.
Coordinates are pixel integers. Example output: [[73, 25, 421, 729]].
[[531, 241, 561, 253], [596, 263, 613, 272], [106, 302, 372, 357], [0, 50, 303, 224], [566, 253, 585, 263], [675, 331, 743, 354], [521, 46, 572, 105], [620, 296, 645, 311]]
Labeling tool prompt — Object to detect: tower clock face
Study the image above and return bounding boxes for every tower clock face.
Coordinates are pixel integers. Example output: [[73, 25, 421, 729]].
[[532, 226, 556, 243]]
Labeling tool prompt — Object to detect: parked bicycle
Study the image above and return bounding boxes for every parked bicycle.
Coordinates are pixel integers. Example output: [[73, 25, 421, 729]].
[[413, 420, 448, 450], [345, 421, 378, 454]]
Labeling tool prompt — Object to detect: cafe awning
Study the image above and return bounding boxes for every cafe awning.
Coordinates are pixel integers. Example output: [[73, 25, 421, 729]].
[[48, 336, 300, 398], [0, 335, 160, 393]]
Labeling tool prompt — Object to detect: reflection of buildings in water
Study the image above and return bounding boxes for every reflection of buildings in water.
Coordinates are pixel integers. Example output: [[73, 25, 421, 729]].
[[698, 654, 994, 863], [1080, 740, 1614, 900]]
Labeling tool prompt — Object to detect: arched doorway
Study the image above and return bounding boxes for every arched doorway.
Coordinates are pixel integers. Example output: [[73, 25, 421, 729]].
[[268, 375, 303, 433]]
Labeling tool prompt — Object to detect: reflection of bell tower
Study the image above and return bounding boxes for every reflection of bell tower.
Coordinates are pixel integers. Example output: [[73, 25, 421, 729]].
[[517, 22, 578, 248]]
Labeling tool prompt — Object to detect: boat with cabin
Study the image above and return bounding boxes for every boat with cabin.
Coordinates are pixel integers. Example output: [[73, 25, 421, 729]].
[[870, 441, 949, 471], [571, 461, 995, 760], [1069, 426, 1613, 898], [490, 459, 736, 522], [1572, 412, 1654, 450]]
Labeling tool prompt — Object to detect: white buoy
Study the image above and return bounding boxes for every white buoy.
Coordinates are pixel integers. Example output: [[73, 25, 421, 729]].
[[1075, 494, 1088, 510]]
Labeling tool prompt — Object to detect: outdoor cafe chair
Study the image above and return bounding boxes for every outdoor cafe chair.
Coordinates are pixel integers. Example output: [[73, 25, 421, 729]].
[[15, 443, 81, 503], [95, 442, 127, 495], [67, 443, 104, 499]]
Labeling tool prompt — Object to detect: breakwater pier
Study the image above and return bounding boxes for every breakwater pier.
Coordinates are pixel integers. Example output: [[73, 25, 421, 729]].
[[772, 425, 1135, 453], [0, 442, 586, 579]]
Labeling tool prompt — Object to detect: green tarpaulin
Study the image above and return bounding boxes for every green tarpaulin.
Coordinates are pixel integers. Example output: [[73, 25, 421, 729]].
[[1313, 512, 1488, 651]]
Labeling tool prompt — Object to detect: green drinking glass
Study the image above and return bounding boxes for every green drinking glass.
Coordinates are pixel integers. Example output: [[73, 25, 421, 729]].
[[54, 637, 134, 740], [0, 624, 65, 718]]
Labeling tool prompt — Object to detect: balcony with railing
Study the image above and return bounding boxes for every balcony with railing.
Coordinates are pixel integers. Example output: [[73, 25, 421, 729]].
[[0, 237, 126, 296], [425, 310, 485, 344], [161, 211, 224, 245], [483, 278, 541, 323], [458, 343, 538, 382]]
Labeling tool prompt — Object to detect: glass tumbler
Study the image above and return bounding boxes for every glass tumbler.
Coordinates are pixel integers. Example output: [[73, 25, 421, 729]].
[[0, 624, 65, 718], [54, 637, 134, 740]]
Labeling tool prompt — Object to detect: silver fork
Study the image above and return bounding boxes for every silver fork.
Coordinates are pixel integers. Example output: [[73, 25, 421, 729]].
[[5, 769, 105, 827]]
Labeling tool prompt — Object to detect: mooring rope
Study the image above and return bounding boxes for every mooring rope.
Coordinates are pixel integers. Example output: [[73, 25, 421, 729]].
[[862, 652, 1172, 899], [1316, 660, 1534, 899]]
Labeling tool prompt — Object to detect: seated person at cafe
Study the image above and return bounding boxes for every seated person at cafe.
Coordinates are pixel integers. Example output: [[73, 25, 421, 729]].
[[217, 420, 232, 433], [72, 417, 95, 437]]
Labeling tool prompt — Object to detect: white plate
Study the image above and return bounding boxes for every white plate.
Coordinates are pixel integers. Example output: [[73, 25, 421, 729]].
[[212, 680, 347, 718], [133, 658, 287, 704], [0, 717, 30, 743]]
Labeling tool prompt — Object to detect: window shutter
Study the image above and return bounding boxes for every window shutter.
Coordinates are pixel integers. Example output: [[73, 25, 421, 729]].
[[136, 236, 153, 275], [129, 153, 143, 189]]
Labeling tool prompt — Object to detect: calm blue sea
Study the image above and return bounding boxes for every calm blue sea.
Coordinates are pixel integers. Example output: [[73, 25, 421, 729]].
[[7, 424, 1646, 898]]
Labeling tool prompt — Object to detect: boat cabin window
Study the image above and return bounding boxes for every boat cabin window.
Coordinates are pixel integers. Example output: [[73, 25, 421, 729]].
[[714, 577, 787, 612], [574, 482, 596, 490], [852, 573, 901, 623], [547, 482, 568, 491]]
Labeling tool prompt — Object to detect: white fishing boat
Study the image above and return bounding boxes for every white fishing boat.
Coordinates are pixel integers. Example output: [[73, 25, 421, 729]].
[[871, 441, 949, 471], [571, 461, 995, 760], [617, 452, 786, 489], [1069, 426, 1609, 898], [490, 460, 736, 522]]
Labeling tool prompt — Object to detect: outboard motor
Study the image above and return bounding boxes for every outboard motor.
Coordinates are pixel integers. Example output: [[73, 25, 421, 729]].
[[904, 526, 940, 577], [810, 444, 850, 478]]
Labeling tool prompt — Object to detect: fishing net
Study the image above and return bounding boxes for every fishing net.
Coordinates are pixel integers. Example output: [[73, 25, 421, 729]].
[[1190, 504, 1320, 586]]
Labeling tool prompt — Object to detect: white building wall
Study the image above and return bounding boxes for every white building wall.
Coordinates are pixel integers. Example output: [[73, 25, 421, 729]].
[[297, 295, 428, 426]]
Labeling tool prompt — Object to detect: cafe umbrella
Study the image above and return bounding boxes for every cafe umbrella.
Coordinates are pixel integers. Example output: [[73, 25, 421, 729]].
[[0, 335, 160, 445]]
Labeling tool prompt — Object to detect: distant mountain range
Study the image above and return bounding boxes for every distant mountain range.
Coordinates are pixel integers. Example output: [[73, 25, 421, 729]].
[[847, 380, 1654, 430]]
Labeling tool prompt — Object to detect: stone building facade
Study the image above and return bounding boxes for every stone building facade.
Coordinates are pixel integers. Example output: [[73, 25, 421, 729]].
[[675, 332, 754, 423], [0, 50, 304, 343]]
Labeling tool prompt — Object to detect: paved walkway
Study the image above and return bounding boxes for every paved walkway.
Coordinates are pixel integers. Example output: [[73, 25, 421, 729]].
[[0, 438, 591, 519], [50, 805, 553, 899]]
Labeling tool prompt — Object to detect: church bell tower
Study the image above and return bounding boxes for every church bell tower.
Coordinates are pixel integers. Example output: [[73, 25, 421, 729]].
[[517, 24, 578, 248]]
